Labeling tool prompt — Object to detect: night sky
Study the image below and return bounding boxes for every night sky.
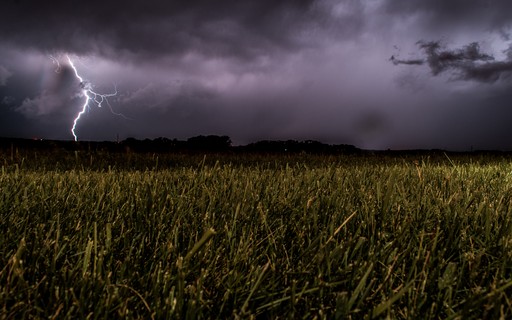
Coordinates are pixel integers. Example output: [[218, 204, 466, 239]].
[[1, 0, 512, 150]]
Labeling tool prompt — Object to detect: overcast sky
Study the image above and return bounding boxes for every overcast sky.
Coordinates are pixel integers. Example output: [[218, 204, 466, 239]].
[[1, 0, 512, 150]]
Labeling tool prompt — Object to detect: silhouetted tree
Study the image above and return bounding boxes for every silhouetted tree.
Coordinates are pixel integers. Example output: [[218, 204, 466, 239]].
[[186, 135, 232, 151]]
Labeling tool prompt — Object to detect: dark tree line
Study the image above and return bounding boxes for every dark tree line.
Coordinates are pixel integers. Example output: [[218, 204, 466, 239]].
[[3, 136, 512, 156], [0, 135, 362, 154]]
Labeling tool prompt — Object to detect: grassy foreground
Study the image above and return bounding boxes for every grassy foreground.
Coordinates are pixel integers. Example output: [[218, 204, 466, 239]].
[[1, 152, 512, 318]]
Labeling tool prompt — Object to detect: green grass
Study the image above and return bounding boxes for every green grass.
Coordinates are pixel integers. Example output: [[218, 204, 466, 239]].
[[1, 151, 512, 318]]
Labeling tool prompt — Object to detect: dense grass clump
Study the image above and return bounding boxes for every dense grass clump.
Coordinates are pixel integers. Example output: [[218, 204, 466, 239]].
[[1, 151, 512, 318]]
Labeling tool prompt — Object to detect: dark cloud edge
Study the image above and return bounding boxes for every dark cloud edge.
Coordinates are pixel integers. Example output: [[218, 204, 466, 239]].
[[392, 40, 512, 83]]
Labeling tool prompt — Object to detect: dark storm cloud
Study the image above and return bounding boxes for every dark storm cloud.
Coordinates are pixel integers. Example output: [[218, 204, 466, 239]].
[[393, 41, 512, 83], [390, 56, 423, 66], [384, 0, 512, 31], [0, 65, 12, 85], [418, 41, 494, 75], [3, 0, 512, 150], [461, 60, 512, 83], [0, 0, 320, 62], [16, 63, 81, 116]]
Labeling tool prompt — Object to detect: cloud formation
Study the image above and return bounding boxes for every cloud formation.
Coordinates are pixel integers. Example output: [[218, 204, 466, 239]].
[[15, 61, 83, 117], [384, 0, 512, 32], [0, 0, 319, 62], [0, 65, 12, 86], [392, 41, 512, 83], [2, 0, 512, 149], [390, 56, 423, 66]]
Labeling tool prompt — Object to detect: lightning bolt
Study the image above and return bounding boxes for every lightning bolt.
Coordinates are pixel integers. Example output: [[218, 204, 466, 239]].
[[65, 55, 126, 141]]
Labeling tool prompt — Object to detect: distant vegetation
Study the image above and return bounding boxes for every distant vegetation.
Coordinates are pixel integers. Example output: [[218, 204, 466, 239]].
[[0, 135, 360, 154], [1, 140, 512, 318]]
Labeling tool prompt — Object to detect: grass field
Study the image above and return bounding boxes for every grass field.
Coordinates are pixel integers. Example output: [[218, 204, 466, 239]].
[[1, 149, 512, 318]]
